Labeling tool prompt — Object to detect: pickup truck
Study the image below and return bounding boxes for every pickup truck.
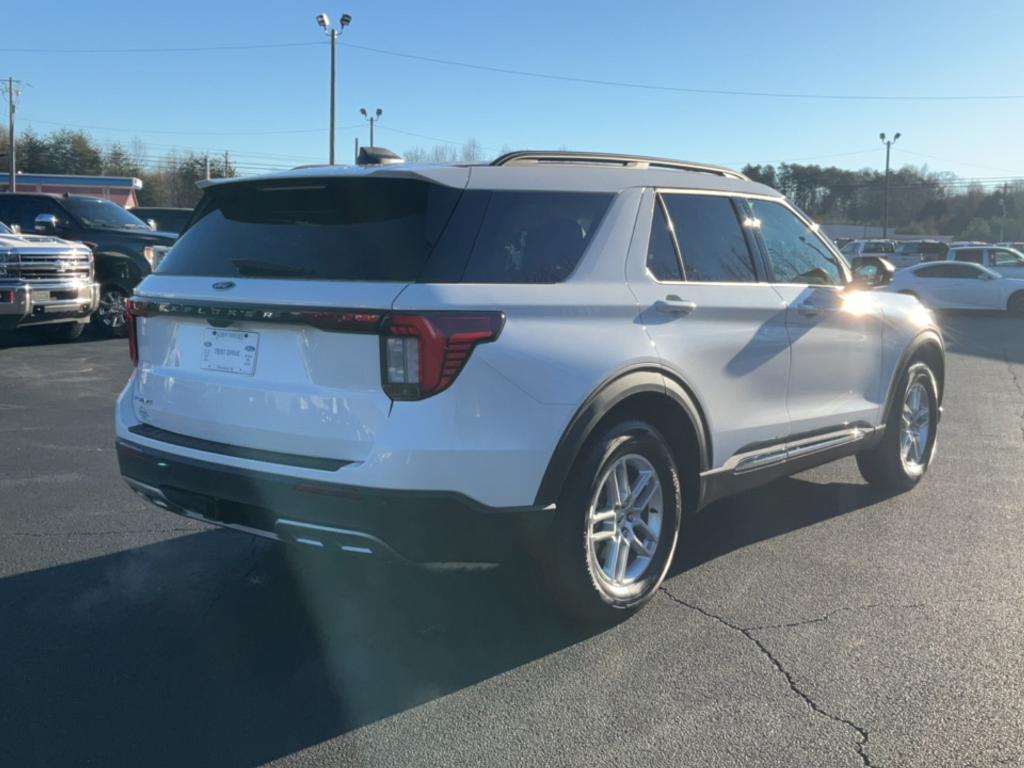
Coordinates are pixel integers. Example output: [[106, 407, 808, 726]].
[[0, 221, 99, 341], [0, 194, 176, 336], [946, 244, 1024, 279]]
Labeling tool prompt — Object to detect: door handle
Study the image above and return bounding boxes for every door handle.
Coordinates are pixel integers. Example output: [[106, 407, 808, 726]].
[[655, 296, 697, 316]]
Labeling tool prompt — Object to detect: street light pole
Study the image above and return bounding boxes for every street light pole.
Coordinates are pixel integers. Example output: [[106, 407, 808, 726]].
[[4, 77, 21, 193], [880, 131, 901, 238], [360, 107, 382, 148], [315, 12, 352, 165]]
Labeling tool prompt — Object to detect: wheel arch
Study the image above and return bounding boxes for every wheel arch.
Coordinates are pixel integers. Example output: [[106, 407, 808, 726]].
[[883, 330, 945, 421], [94, 250, 145, 289], [533, 366, 711, 510]]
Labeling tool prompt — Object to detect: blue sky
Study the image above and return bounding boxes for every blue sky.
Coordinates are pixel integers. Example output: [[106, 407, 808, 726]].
[[4, 0, 1023, 181]]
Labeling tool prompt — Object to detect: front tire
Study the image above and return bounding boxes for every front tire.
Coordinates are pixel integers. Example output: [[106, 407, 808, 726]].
[[31, 322, 87, 343], [93, 284, 130, 338], [857, 361, 938, 493], [547, 419, 682, 623]]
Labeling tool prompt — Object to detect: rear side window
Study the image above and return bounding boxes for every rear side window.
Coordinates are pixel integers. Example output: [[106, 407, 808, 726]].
[[457, 191, 612, 283], [953, 249, 984, 264], [661, 194, 756, 283], [159, 178, 462, 281], [991, 249, 1024, 267]]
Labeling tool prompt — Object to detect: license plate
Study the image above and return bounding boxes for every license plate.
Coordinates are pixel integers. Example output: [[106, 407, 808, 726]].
[[199, 329, 259, 375]]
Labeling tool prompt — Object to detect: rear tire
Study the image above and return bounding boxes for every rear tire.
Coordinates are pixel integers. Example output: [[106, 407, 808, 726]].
[[1008, 292, 1024, 316], [856, 361, 938, 493], [546, 419, 682, 624]]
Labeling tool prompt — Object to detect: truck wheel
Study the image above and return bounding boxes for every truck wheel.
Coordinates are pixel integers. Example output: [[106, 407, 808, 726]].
[[546, 419, 682, 624], [94, 284, 130, 338], [856, 361, 939, 493], [33, 322, 87, 343]]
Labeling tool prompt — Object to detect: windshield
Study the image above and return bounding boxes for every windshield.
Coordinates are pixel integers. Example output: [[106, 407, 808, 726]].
[[61, 197, 152, 231], [0, 221, 11, 234]]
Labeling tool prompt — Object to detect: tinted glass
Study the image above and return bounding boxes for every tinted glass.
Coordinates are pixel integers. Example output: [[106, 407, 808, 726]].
[[991, 249, 1024, 266], [459, 191, 612, 283], [61, 197, 150, 231], [750, 200, 843, 285], [953, 249, 984, 264], [866, 241, 895, 253], [0, 196, 63, 231], [916, 264, 955, 278], [646, 200, 682, 281], [159, 178, 462, 281], [660, 194, 756, 283], [947, 264, 986, 278]]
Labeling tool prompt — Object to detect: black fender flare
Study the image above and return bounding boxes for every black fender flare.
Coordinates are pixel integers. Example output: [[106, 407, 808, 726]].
[[881, 329, 945, 422], [94, 251, 146, 290], [533, 366, 711, 507]]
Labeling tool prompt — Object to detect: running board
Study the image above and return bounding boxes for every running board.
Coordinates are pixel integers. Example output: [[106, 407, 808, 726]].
[[698, 425, 882, 508]]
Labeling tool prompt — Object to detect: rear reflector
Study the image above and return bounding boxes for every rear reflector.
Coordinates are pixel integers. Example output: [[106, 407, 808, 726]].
[[381, 312, 505, 400]]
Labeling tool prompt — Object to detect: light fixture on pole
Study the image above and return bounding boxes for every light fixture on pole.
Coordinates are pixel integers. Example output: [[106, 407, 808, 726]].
[[879, 131, 901, 238], [315, 11, 352, 165], [360, 107, 383, 148]]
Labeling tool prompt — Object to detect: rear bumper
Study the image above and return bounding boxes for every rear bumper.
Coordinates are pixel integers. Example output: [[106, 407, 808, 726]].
[[0, 280, 99, 329], [117, 438, 555, 565]]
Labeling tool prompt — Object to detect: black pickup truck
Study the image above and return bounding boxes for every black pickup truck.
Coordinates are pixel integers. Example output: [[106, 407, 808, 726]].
[[0, 193, 176, 336]]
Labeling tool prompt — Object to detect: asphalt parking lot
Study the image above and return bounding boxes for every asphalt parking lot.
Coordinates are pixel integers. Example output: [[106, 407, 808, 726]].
[[1, 314, 1022, 768]]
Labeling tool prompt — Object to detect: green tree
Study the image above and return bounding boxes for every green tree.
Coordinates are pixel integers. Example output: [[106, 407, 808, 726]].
[[960, 217, 993, 241]]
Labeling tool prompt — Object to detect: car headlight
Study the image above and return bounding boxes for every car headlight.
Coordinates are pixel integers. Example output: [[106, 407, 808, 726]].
[[143, 245, 170, 271], [0, 250, 12, 277]]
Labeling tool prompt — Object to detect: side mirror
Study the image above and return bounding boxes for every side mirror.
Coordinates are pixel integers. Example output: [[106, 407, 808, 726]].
[[851, 256, 895, 287], [146, 219, 158, 231], [33, 213, 60, 235], [977, 272, 993, 280]]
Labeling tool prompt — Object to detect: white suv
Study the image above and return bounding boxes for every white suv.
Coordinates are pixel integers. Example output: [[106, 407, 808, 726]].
[[116, 151, 945, 619]]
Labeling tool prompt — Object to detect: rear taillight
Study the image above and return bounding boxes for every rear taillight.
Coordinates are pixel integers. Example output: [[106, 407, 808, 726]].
[[381, 312, 505, 400], [126, 298, 149, 367]]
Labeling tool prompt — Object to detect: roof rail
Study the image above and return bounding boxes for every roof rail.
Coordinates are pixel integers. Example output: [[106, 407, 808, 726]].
[[491, 150, 748, 180]]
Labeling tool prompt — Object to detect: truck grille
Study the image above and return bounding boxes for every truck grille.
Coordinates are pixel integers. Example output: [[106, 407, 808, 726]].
[[5, 251, 93, 282]]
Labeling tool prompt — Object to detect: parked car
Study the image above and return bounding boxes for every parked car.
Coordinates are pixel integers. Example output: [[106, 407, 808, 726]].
[[945, 244, 1024, 279], [0, 219, 99, 340], [116, 150, 945, 620], [0, 194, 177, 336], [995, 241, 1024, 252], [894, 240, 948, 266], [889, 261, 1024, 313], [130, 207, 193, 236], [840, 239, 899, 265]]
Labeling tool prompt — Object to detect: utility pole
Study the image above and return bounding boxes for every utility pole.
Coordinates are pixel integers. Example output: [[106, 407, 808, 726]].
[[879, 131, 901, 238], [315, 12, 352, 165], [205, 155, 211, 180], [223, 150, 229, 177], [360, 107, 383, 147], [3, 78, 25, 193], [1001, 181, 1008, 242]]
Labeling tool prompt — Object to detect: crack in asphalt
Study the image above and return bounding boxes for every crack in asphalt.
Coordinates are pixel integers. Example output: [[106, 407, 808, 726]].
[[1003, 347, 1024, 445], [743, 595, 1023, 632], [659, 585, 876, 768]]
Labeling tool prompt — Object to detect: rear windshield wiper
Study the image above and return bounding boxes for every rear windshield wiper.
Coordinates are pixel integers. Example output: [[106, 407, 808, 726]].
[[231, 258, 312, 277]]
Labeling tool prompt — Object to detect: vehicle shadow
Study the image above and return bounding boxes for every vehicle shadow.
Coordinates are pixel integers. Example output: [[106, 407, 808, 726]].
[[672, 475, 884, 574], [936, 312, 1024, 365], [0, 328, 118, 349], [0, 474, 882, 767]]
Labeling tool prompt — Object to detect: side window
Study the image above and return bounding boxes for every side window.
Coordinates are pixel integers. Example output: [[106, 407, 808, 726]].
[[661, 194, 757, 283], [953, 249, 984, 264], [749, 200, 843, 286], [991, 249, 1024, 267], [8, 198, 64, 231], [459, 191, 613, 283], [646, 199, 682, 281], [947, 264, 984, 279], [915, 265, 950, 278]]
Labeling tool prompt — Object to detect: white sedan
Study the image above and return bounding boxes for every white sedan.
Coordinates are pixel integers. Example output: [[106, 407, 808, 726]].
[[889, 261, 1024, 314]]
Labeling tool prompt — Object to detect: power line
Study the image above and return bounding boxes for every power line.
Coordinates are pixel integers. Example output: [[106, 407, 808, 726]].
[[340, 42, 1024, 102], [6, 37, 1024, 101], [24, 118, 355, 136], [0, 41, 320, 54]]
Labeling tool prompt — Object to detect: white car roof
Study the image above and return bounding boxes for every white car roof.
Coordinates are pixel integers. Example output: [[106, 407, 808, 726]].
[[198, 153, 783, 198]]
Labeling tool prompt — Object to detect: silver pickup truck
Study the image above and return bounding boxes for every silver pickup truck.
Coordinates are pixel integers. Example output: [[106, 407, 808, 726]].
[[0, 221, 99, 340]]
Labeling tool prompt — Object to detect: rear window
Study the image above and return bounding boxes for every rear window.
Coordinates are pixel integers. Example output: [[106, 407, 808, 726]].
[[159, 180, 612, 284], [159, 178, 462, 281], [953, 248, 984, 264]]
